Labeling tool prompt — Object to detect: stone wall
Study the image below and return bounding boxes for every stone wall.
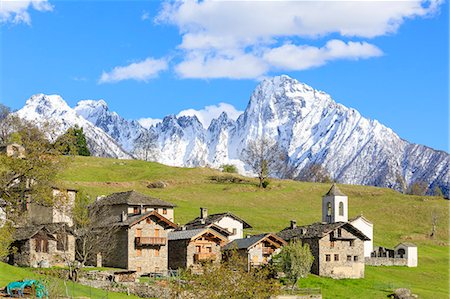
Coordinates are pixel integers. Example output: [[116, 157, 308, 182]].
[[103, 228, 128, 269], [365, 257, 408, 266]]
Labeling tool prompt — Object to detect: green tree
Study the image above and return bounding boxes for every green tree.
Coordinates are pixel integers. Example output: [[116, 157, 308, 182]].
[[172, 252, 280, 298], [273, 241, 314, 290], [220, 164, 238, 173], [0, 222, 14, 260], [407, 181, 428, 196], [432, 185, 443, 197], [54, 125, 90, 156]]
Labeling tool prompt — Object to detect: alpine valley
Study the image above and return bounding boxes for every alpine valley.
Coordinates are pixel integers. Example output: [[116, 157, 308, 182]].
[[15, 75, 449, 196]]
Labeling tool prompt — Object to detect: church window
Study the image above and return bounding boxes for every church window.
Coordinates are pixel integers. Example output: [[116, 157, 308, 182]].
[[339, 202, 344, 216], [327, 202, 332, 216]]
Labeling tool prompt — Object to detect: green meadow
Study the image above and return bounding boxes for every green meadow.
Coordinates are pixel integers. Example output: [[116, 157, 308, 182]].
[[57, 156, 449, 299]]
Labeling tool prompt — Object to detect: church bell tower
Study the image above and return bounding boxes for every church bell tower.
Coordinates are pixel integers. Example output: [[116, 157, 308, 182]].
[[322, 183, 348, 223]]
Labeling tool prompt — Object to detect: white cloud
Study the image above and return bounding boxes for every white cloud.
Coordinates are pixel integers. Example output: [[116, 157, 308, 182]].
[[177, 102, 243, 128], [156, 0, 442, 79], [0, 0, 53, 25], [99, 57, 168, 83], [141, 10, 150, 21], [138, 117, 162, 129], [264, 40, 383, 71]]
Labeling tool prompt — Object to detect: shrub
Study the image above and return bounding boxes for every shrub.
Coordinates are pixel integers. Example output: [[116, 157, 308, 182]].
[[220, 164, 238, 173], [262, 180, 270, 188]]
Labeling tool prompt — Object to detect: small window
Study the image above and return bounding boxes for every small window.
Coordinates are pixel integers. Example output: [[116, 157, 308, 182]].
[[136, 228, 142, 238], [337, 228, 342, 238], [347, 255, 352, 261], [349, 240, 354, 247], [35, 239, 42, 252], [136, 249, 142, 256], [334, 254, 339, 261], [206, 246, 212, 253], [330, 241, 335, 248], [232, 228, 237, 235], [325, 254, 331, 262], [133, 207, 139, 214], [354, 256, 358, 262], [137, 266, 141, 272], [43, 239, 49, 253], [339, 202, 344, 216], [163, 208, 167, 215], [327, 202, 332, 216], [154, 228, 160, 237], [154, 248, 160, 257], [196, 246, 201, 253]]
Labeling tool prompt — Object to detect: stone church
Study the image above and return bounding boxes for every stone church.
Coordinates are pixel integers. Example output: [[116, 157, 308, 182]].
[[278, 184, 371, 279]]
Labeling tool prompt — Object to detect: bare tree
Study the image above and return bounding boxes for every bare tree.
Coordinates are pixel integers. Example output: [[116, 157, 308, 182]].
[[72, 191, 119, 268], [133, 130, 158, 161], [242, 138, 288, 188], [297, 163, 331, 183]]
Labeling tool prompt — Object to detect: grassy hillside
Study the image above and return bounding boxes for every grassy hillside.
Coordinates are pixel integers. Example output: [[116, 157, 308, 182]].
[[58, 156, 449, 298], [0, 262, 141, 299]]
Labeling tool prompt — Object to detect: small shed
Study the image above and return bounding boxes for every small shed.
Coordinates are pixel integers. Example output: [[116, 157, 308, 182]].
[[394, 243, 417, 267]]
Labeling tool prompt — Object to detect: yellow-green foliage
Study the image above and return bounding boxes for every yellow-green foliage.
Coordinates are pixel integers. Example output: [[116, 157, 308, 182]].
[[58, 156, 449, 298]]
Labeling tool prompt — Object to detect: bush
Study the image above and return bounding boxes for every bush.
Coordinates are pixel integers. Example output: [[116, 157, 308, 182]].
[[209, 175, 248, 184], [220, 164, 238, 173], [262, 180, 270, 188]]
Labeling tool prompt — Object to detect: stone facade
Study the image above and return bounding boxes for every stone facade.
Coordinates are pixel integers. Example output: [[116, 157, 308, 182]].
[[28, 188, 77, 226], [102, 212, 176, 274], [10, 227, 75, 268], [316, 228, 365, 278], [168, 228, 226, 273]]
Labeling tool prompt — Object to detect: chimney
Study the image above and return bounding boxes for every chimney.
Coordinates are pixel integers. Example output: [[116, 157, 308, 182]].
[[181, 226, 186, 231], [290, 220, 297, 229], [200, 207, 208, 220], [121, 211, 128, 222]]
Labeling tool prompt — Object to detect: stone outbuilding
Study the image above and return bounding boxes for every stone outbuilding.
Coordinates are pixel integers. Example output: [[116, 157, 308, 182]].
[[0, 143, 26, 158], [9, 223, 75, 268], [394, 243, 418, 267], [168, 227, 228, 273], [100, 210, 178, 274], [223, 233, 286, 269], [184, 208, 252, 241]]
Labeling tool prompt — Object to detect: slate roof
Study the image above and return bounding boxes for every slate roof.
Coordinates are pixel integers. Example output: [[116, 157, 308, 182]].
[[224, 233, 287, 251], [348, 215, 373, 224], [277, 222, 370, 241], [168, 227, 227, 241], [95, 210, 177, 229], [96, 190, 176, 208], [13, 223, 72, 241], [324, 184, 346, 196], [184, 212, 252, 229]]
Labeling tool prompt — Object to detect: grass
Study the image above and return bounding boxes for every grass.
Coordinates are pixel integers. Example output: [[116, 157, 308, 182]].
[[0, 262, 142, 299], [56, 156, 450, 299]]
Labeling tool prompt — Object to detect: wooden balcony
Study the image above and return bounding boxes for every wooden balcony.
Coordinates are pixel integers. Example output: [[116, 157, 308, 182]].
[[262, 247, 274, 255], [194, 252, 217, 262], [135, 237, 166, 246]]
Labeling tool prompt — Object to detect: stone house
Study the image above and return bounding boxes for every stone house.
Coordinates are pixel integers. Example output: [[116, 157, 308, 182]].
[[95, 190, 176, 222], [99, 210, 178, 274], [367, 243, 417, 267], [223, 233, 286, 269], [184, 208, 252, 241], [168, 227, 228, 273], [9, 223, 75, 268], [28, 187, 78, 226]]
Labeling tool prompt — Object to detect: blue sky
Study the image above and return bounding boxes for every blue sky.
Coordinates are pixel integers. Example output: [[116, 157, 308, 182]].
[[0, 0, 448, 151]]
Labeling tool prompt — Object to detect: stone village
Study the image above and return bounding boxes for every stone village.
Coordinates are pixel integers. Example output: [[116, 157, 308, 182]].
[[2, 178, 417, 281]]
